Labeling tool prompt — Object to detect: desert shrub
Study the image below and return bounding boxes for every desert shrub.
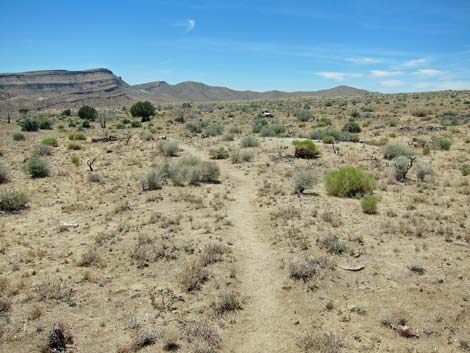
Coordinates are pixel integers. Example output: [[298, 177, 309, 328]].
[[412, 108, 427, 117], [288, 256, 335, 281], [0, 191, 29, 212], [141, 130, 154, 141], [205, 123, 224, 137], [37, 117, 53, 130], [322, 135, 335, 144], [0, 161, 9, 184], [351, 134, 360, 143], [209, 147, 229, 160], [67, 142, 81, 150], [319, 234, 347, 254], [213, 292, 243, 316], [436, 137, 451, 150], [293, 168, 318, 194], [361, 195, 378, 214], [62, 109, 71, 117], [159, 140, 179, 157], [342, 120, 361, 133], [130, 120, 142, 128], [296, 332, 342, 353], [68, 132, 86, 141], [423, 146, 431, 155], [318, 117, 332, 126], [383, 142, 415, 160], [130, 101, 156, 121], [240, 135, 259, 148], [310, 128, 351, 142], [70, 154, 80, 167], [179, 261, 209, 292], [295, 110, 314, 122], [185, 121, 208, 134], [24, 157, 50, 178], [78, 105, 98, 121], [12, 132, 25, 141], [88, 173, 104, 183], [166, 155, 220, 185], [230, 149, 253, 163], [228, 126, 242, 134], [81, 119, 91, 128], [223, 133, 235, 141], [141, 169, 165, 191], [325, 166, 376, 197], [252, 117, 268, 133], [461, 165, 470, 176], [17, 118, 39, 131], [41, 137, 58, 147], [293, 140, 319, 159], [34, 144, 52, 156], [415, 161, 432, 181], [391, 156, 414, 181], [259, 123, 286, 137]]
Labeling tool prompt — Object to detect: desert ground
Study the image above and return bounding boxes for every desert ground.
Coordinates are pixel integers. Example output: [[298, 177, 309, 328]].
[[0, 92, 469, 353]]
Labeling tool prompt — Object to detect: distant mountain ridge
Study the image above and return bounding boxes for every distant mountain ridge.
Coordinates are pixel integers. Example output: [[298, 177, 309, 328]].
[[0, 68, 369, 111]]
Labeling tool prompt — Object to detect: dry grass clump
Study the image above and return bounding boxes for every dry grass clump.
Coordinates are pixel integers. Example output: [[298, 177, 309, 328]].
[[318, 235, 347, 255], [296, 332, 342, 353], [159, 140, 179, 157], [293, 167, 318, 194], [200, 242, 228, 266], [0, 191, 29, 212], [288, 256, 335, 281], [213, 291, 243, 316], [35, 279, 73, 302], [179, 261, 209, 292], [185, 319, 222, 352], [383, 142, 415, 160], [0, 161, 9, 184], [230, 149, 254, 163]]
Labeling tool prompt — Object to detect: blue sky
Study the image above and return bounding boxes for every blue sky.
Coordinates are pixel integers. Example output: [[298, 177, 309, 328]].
[[1, 0, 469, 92]]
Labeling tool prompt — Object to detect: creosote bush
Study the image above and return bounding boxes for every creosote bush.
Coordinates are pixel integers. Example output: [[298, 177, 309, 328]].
[[293, 140, 319, 159], [461, 165, 470, 176], [78, 105, 98, 121], [141, 169, 164, 191], [230, 149, 253, 163], [34, 144, 52, 156], [0, 191, 29, 212], [325, 166, 376, 197], [415, 161, 432, 182], [361, 195, 378, 214], [383, 142, 415, 160], [12, 132, 25, 141], [24, 157, 50, 178], [310, 128, 351, 142], [209, 147, 229, 160], [67, 142, 81, 150], [17, 118, 39, 132], [68, 132, 86, 141]]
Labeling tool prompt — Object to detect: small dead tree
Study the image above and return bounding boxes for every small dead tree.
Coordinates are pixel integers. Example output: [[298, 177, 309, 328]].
[[87, 157, 97, 171], [124, 130, 132, 145]]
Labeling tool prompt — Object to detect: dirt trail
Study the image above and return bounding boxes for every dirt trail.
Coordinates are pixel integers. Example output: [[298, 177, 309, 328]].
[[183, 143, 294, 353]]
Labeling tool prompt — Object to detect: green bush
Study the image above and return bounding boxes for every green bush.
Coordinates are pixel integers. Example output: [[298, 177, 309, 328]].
[[24, 157, 50, 178], [12, 132, 25, 141], [81, 119, 91, 128], [293, 140, 319, 159], [62, 109, 71, 117], [38, 117, 53, 130], [240, 136, 259, 148], [0, 191, 29, 212], [310, 128, 352, 142], [67, 142, 81, 150], [206, 123, 224, 137], [228, 126, 242, 134], [71, 154, 80, 167], [141, 130, 154, 141], [325, 167, 376, 198], [295, 110, 314, 122], [0, 161, 9, 184], [159, 140, 179, 157], [230, 149, 254, 163], [130, 101, 156, 121], [361, 195, 378, 214], [185, 121, 208, 134], [209, 147, 229, 160], [437, 138, 451, 150], [17, 118, 39, 131], [322, 135, 335, 144], [68, 132, 86, 141], [78, 105, 98, 121], [318, 117, 332, 126], [460, 165, 470, 176], [383, 142, 415, 160], [41, 137, 58, 147], [130, 120, 142, 128], [342, 120, 361, 133], [259, 124, 286, 137], [252, 117, 268, 133]]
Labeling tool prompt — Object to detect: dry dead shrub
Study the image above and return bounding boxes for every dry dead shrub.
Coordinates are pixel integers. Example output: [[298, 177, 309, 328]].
[[212, 291, 243, 316], [179, 261, 209, 292], [35, 279, 73, 302], [185, 320, 222, 350], [296, 331, 342, 353], [288, 256, 335, 281], [200, 243, 228, 266]]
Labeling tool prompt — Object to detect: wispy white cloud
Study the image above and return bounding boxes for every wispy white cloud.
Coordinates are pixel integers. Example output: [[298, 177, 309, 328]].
[[370, 70, 403, 77], [175, 18, 196, 32], [402, 58, 429, 68], [315, 72, 362, 81], [415, 69, 445, 77], [346, 57, 381, 64], [414, 80, 470, 91], [379, 80, 405, 87]]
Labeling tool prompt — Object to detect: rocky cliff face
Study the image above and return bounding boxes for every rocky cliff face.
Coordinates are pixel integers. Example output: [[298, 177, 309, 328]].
[[0, 68, 140, 111]]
